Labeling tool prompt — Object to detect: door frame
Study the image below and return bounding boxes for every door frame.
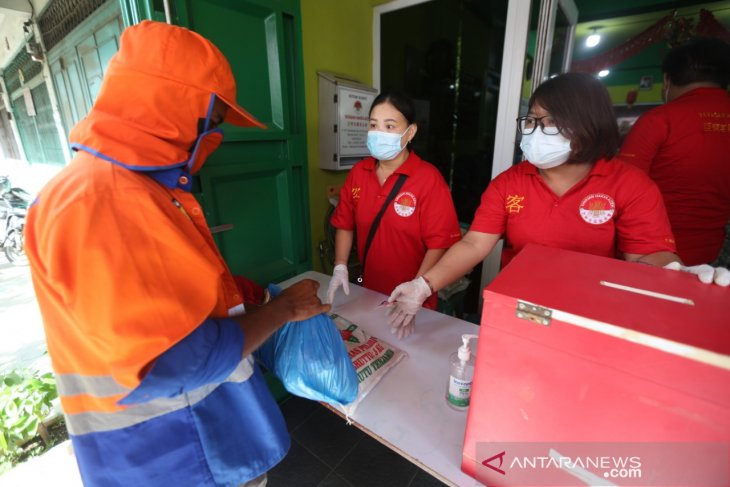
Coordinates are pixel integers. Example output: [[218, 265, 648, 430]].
[[481, 0, 577, 299], [372, 0, 432, 91], [532, 0, 578, 85]]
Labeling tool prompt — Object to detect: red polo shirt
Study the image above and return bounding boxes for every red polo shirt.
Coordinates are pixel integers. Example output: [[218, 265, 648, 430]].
[[471, 159, 676, 268], [331, 151, 461, 308], [620, 87, 730, 265]]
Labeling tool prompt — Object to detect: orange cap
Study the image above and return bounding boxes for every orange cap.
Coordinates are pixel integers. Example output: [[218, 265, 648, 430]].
[[114, 21, 265, 129]]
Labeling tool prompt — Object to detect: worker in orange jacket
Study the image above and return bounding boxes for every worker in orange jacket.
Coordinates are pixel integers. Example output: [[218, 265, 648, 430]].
[[25, 20, 329, 486]]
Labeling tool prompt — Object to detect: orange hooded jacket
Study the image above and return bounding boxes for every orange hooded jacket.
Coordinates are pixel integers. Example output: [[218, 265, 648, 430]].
[[25, 21, 288, 486]]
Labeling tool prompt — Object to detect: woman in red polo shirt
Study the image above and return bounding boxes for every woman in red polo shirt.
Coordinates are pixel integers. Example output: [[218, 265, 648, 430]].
[[327, 91, 461, 331], [386, 73, 729, 333]]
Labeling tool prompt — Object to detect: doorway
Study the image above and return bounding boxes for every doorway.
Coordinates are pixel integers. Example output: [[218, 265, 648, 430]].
[[375, 0, 577, 316], [377, 0, 507, 225], [376, 0, 507, 317]]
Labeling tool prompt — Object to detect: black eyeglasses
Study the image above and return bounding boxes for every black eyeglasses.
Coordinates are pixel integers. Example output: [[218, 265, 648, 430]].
[[516, 116, 563, 135]]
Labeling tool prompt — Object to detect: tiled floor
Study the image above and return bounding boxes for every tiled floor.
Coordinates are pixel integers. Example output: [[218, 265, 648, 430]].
[[268, 395, 448, 487]]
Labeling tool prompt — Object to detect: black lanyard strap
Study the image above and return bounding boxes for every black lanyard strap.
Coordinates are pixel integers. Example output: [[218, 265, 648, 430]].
[[357, 173, 408, 283]]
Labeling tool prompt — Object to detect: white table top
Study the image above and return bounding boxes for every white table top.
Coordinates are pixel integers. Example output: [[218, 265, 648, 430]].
[[279, 271, 482, 487]]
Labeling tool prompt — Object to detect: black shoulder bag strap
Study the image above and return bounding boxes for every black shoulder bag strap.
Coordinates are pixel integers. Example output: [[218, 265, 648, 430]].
[[357, 173, 408, 284]]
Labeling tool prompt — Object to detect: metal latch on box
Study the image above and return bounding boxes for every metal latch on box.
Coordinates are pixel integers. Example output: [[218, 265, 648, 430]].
[[516, 301, 552, 326]]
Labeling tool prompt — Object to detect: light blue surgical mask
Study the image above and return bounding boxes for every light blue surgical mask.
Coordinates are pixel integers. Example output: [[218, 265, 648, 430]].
[[367, 125, 411, 160]]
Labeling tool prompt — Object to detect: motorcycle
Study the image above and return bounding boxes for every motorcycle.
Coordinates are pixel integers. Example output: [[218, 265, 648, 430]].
[[0, 175, 31, 265]]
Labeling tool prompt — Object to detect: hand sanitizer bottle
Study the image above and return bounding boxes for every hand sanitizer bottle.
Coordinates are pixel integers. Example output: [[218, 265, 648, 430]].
[[446, 334, 478, 411]]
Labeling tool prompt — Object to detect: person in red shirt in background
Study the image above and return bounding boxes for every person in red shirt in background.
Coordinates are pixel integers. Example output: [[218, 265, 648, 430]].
[[620, 37, 730, 267], [327, 91, 461, 338], [385, 73, 730, 333]]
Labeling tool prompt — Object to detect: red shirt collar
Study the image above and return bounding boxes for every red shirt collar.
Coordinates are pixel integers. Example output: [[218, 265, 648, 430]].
[[362, 150, 423, 176], [521, 158, 615, 177], [674, 86, 727, 102]]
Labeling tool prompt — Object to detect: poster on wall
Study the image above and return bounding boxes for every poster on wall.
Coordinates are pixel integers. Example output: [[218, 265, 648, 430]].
[[337, 86, 376, 158], [639, 75, 653, 90]]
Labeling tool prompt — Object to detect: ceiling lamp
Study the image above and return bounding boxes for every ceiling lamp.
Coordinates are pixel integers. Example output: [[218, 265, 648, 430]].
[[586, 27, 601, 48]]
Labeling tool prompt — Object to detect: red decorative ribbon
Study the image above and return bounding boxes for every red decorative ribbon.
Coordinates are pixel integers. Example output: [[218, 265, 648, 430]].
[[571, 9, 729, 74]]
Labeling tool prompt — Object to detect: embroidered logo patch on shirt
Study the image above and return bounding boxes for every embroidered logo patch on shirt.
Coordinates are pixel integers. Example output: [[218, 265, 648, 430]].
[[579, 193, 615, 225], [394, 192, 416, 217], [505, 195, 525, 214]]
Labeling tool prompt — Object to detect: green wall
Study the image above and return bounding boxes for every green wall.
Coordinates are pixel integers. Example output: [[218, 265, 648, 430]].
[[596, 42, 667, 106], [300, 0, 379, 272], [606, 83, 663, 106]]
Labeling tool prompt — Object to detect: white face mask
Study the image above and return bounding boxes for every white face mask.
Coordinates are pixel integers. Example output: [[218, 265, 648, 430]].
[[520, 128, 572, 169]]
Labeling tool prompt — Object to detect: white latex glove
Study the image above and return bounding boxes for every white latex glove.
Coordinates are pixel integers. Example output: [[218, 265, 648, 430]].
[[392, 316, 415, 340], [386, 276, 432, 338], [326, 264, 350, 304], [664, 261, 730, 287]]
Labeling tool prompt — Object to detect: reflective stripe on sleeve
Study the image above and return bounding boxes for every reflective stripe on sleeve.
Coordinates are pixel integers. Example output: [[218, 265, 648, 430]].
[[228, 303, 245, 316], [62, 357, 255, 435], [56, 373, 131, 397]]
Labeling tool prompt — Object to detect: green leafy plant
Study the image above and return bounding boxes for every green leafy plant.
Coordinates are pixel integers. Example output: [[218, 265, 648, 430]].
[[0, 369, 59, 471]]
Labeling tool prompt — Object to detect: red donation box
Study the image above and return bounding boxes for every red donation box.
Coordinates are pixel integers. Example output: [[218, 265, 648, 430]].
[[462, 244, 730, 487]]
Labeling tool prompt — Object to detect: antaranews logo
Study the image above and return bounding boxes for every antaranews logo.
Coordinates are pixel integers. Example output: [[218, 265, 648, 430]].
[[481, 449, 641, 484], [475, 442, 728, 486], [482, 451, 506, 475]]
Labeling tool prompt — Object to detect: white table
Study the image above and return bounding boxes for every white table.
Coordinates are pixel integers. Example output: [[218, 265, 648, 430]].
[[279, 271, 482, 487]]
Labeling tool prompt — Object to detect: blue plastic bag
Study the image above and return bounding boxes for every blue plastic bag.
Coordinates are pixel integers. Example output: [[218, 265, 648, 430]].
[[254, 284, 358, 407]]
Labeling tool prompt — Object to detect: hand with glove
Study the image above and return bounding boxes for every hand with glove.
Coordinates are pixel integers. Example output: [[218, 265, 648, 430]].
[[386, 276, 433, 339], [326, 264, 351, 304], [664, 261, 730, 287]]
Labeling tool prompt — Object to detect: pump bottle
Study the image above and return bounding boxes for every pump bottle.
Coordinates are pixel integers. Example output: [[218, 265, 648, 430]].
[[446, 334, 478, 410]]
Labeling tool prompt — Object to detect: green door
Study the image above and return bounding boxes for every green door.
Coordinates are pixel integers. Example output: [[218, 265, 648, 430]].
[[121, 0, 311, 285], [10, 83, 66, 165], [4, 50, 66, 166]]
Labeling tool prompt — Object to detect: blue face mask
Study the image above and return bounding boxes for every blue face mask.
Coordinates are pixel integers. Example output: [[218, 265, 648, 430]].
[[367, 126, 411, 160]]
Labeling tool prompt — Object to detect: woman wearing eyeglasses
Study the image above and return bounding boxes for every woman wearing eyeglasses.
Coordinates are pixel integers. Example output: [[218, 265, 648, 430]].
[[385, 72, 729, 334]]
